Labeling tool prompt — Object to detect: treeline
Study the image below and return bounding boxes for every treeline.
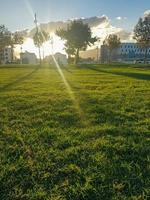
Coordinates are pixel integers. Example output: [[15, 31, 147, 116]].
[[0, 25, 24, 63], [0, 12, 150, 64], [56, 13, 150, 64]]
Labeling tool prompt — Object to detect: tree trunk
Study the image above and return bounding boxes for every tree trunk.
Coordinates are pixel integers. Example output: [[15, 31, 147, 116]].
[[74, 48, 79, 65], [20, 46, 23, 64], [68, 55, 71, 64], [42, 46, 45, 61], [38, 46, 42, 65], [11, 45, 14, 62], [97, 46, 99, 63]]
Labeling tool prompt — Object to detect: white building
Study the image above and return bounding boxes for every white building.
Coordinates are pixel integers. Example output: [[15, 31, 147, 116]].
[[20, 51, 37, 64], [118, 43, 150, 62], [44, 52, 68, 65], [101, 43, 150, 63], [54, 53, 68, 65], [0, 47, 13, 64]]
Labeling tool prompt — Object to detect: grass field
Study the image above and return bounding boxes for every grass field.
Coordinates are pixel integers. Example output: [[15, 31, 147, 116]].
[[0, 64, 150, 200]]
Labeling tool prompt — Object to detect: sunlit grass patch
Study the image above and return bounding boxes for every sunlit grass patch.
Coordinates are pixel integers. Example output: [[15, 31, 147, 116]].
[[0, 64, 150, 199]]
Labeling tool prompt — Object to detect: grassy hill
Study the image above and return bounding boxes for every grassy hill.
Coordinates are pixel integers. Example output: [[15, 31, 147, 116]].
[[0, 64, 150, 200]]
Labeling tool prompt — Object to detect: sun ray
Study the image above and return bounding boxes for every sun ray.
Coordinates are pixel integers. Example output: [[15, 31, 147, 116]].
[[23, 0, 35, 20], [52, 55, 86, 125], [19, 1, 84, 121], [52, 55, 73, 98]]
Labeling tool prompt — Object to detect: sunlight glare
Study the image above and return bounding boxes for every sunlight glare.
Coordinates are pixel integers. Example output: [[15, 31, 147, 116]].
[[24, 0, 35, 20], [52, 55, 85, 123]]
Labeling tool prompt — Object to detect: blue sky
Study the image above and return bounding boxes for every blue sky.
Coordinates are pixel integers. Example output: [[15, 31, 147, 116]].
[[0, 0, 149, 31]]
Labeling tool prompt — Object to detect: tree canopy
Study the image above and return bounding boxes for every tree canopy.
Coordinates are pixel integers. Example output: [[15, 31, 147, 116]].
[[12, 32, 24, 46], [133, 14, 150, 62], [33, 30, 50, 64], [33, 30, 49, 48], [104, 34, 121, 63], [56, 20, 97, 64], [0, 25, 11, 51], [133, 15, 150, 47], [104, 34, 121, 51]]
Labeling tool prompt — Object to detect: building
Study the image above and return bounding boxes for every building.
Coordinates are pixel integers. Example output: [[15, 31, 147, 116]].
[[44, 53, 68, 65], [80, 48, 98, 62], [54, 53, 68, 65], [20, 51, 37, 64], [100, 43, 150, 63], [0, 48, 13, 64]]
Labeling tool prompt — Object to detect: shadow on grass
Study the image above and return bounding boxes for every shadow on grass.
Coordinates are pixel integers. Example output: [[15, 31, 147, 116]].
[[113, 71, 150, 80], [83, 65, 150, 81], [0, 67, 40, 92], [0, 64, 40, 69]]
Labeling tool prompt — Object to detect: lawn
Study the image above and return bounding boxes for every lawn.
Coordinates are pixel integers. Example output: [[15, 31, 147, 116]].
[[0, 64, 150, 200]]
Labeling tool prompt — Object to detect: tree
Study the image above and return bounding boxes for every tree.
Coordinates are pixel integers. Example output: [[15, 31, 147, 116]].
[[11, 32, 24, 61], [56, 20, 97, 64], [133, 14, 150, 63], [0, 25, 11, 63], [42, 31, 50, 60], [0, 26, 24, 63], [64, 42, 76, 64], [104, 34, 121, 63], [33, 30, 49, 64]]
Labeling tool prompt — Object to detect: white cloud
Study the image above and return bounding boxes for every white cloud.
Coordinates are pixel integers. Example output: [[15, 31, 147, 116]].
[[144, 10, 150, 17], [116, 17, 122, 20], [116, 16, 127, 20], [18, 15, 133, 56], [92, 15, 131, 45]]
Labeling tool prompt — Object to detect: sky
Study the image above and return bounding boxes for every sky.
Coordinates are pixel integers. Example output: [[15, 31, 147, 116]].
[[0, 0, 150, 31], [0, 0, 149, 57]]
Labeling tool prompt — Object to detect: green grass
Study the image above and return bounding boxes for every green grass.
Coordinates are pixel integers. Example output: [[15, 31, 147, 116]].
[[0, 64, 150, 200]]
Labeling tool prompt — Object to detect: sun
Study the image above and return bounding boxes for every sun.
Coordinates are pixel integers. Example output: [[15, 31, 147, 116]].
[[43, 34, 66, 56], [18, 34, 66, 58]]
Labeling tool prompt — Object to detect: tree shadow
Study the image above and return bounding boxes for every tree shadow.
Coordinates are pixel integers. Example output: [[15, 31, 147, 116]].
[[113, 71, 150, 80], [0, 67, 40, 92], [0, 64, 40, 69], [83, 65, 150, 81]]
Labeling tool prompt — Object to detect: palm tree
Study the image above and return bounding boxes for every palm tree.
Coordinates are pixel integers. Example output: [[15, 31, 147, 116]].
[[33, 30, 49, 65]]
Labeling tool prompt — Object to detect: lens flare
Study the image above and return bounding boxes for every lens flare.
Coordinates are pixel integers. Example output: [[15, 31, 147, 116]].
[[52, 55, 86, 124], [52, 55, 74, 98], [24, 0, 35, 20], [23, 0, 86, 124]]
